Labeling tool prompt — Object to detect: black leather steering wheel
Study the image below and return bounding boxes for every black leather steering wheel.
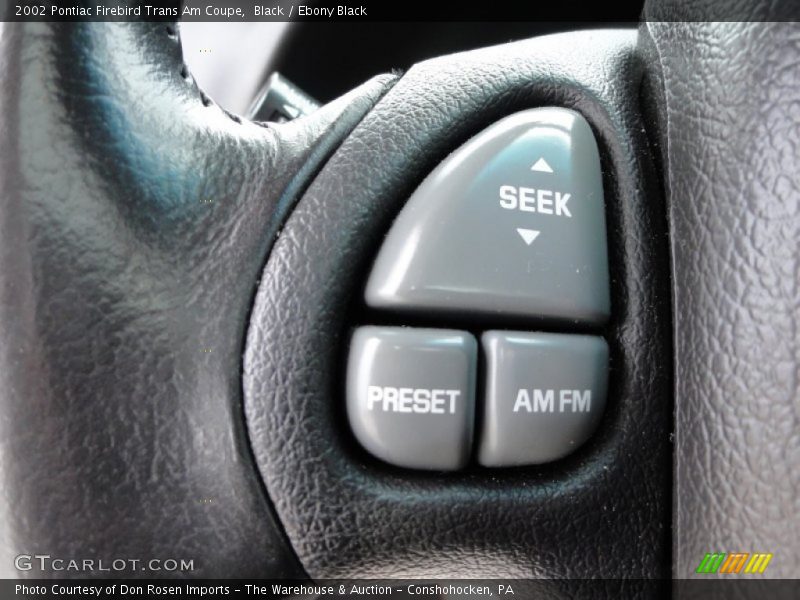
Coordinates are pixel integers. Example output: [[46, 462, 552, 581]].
[[1, 1, 797, 588]]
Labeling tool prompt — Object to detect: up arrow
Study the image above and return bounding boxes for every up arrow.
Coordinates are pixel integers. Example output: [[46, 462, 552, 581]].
[[516, 228, 540, 245], [531, 158, 554, 173]]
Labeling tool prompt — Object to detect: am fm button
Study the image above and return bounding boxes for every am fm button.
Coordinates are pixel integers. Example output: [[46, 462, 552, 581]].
[[478, 331, 609, 467]]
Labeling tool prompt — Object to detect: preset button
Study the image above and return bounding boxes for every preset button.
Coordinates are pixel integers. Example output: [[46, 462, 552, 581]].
[[346, 326, 477, 470]]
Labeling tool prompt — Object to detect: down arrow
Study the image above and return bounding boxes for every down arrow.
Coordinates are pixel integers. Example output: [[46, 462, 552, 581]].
[[516, 228, 540, 245]]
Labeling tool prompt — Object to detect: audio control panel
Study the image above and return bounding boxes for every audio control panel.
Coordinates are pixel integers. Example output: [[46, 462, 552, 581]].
[[348, 108, 611, 470]]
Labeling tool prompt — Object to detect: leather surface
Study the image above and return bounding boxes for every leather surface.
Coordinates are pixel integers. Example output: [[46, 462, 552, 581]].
[[642, 17, 800, 579], [0, 19, 396, 577], [244, 29, 673, 581]]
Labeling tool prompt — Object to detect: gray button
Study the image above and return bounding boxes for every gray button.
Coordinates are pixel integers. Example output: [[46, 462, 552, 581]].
[[365, 107, 610, 325], [347, 326, 477, 470], [478, 331, 608, 466]]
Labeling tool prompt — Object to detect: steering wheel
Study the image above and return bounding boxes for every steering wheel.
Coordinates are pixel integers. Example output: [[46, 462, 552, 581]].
[[1, 1, 797, 589]]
